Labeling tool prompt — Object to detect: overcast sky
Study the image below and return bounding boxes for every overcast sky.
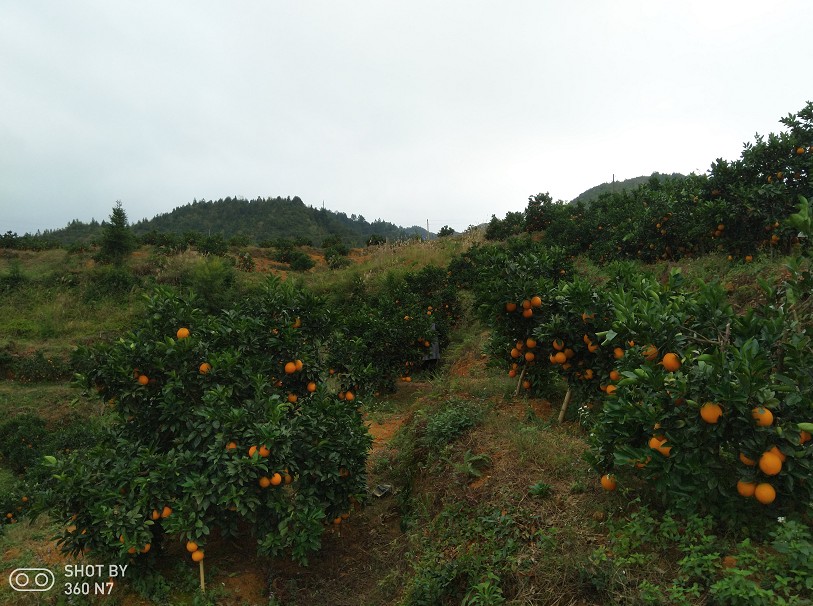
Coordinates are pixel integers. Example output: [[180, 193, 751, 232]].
[[1, 1, 811, 235]]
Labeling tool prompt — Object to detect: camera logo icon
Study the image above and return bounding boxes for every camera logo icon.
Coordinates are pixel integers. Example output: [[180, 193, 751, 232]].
[[9, 568, 55, 592]]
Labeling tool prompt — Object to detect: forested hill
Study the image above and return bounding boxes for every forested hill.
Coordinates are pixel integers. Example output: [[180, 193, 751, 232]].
[[43, 196, 428, 246], [570, 172, 686, 204]]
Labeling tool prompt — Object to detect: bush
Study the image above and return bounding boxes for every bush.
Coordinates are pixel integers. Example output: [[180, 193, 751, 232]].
[[325, 248, 352, 269], [235, 251, 255, 272], [289, 250, 315, 272], [196, 233, 227, 257], [40, 282, 371, 571], [227, 234, 251, 247], [437, 226, 455, 238], [367, 234, 386, 247], [181, 257, 237, 312], [293, 236, 312, 247], [13, 351, 72, 383], [83, 266, 140, 301], [421, 399, 484, 450], [0, 259, 26, 292]]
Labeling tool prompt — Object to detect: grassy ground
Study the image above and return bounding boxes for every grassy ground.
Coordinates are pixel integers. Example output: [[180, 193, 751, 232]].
[[1, 241, 811, 605]]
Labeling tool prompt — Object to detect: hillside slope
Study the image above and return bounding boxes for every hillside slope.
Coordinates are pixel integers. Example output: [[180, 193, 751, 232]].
[[42, 196, 428, 246]]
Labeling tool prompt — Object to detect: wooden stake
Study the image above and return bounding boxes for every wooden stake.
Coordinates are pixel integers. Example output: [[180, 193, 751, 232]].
[[558, 389, 572, 423], [514, 368, 527, 397], [199, 559, 205, 594]]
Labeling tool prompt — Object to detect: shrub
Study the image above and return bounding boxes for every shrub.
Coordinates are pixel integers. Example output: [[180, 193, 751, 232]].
[[236, 251, 255, 272], [227, 234, 251, 247], [325, 248, 352, 269], [39, 282, 371, 571], [293, 236, 312, 247], [289, 250, 315, 272], [367, 234, 386, 246], [437, 225, 455, 238], [0, 259, 26, 292]]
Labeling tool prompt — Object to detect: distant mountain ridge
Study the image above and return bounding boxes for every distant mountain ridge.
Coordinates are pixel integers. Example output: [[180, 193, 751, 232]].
[[570, 172, 686, 204], [42, 196, 428, 246]]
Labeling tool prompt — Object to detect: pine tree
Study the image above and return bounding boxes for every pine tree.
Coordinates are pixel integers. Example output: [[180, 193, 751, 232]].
[[95, 201, 136, 264]]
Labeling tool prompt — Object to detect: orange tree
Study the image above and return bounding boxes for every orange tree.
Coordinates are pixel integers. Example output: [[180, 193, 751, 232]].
[[586, 264, 813, 523], [469, 237, 574, 395], [521, 103, 812, 265], [327, 265, 462, 393], [35, 278, 371, 571]]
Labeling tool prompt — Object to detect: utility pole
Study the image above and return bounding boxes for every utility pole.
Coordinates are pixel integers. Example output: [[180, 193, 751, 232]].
[[613, 174, 615, 194], [427, 219, 429, 236]]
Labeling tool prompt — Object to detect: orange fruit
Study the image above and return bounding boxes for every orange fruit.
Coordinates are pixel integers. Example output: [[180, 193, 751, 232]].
[[588, 343, 598, 353], [746, 255, 753, 262], [530, 296, 542, 307], [199, 363, 211, 374], [739, 452, 755, 466], [649, 437, 664, 450], [609, 370, 620, 381], [583, 368, 594, 379], [797, 147, 806, 154], [737, 481, 756, 497], [605, 385, 617, 395], [226, 442, 237, 451], [259, 446, 270, 457], [549, 354, 557, 363], [768, 446, 786, 462], [192, 550, 204, 562], [758, 452, 782, 476], [293, 318, 301, 328], [752, 407, 773, 427], [658, 441, 672, 457], [511, 348, 520, 358], [333, 517, 342, 525], [600, 474, 616, 491], [524, 352, 535, 362], [506, 302, 517, 312], [259, 476, 271, 488], [522, 300, 532, 309], [643, 345, 658, 361], [508, 370, 516, 378], [307, 382, 316, 392], [186, 541, 198, 552], [249, 446, 258, 457], [288, 393, 297, 403], [522, 380, 531, 389], [800, 430, 812, 444], [161, 506, 172, 518], [553, 339, 564, 351], [177, 328, 190, 339], [700, 403, 723, 424], [661, 353, 680, 372], [522, 308, 533, 318], [346, 392, 354, 401], [613, 347, 624, 359], [564, 348, 574, 359], [526, 338, 537, 348], [151, 509, 160, 520], [285, 362, 296, 374], [583, 334, 591, 345], [128, 546, 136, 554], [295, 359, 303, 371], [270, 473, 282, 486], [554, 352, 567, 364], [561, 362, 571, 370], [138, 375, 149, 385], [754, 483, 775, 504], [141, 544, 151, 553]]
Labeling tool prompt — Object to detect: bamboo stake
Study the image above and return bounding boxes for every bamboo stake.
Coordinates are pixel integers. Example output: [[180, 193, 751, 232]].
[[558, 389, 572, 423], [199, 559, 205, 594], [514, 367, 527, 397]]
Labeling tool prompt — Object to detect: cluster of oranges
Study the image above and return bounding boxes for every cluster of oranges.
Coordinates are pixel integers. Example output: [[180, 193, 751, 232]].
[[505, 295, 543, 318], [186, 541, 204, 562]]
